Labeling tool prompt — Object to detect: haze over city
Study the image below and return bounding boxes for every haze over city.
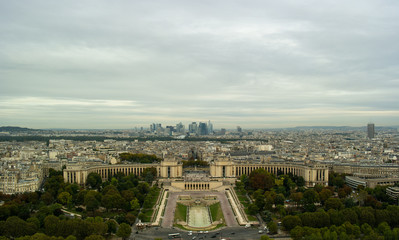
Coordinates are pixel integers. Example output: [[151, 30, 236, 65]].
[[1, 0, 399, 129]]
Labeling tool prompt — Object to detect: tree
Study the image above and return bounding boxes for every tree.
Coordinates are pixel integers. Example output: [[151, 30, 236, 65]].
[[84, 191, 101, 212], [44, 215, 60, 236], [282, 215, 302, 231], [84, 235, 105, 240], [267, 221, 278, 234], [264, 194, 274, 211], [338, 188, 347, 199], [27, 217, 40, 229], [121, 190, 135, 202], [249, 169, 274, 191], [66, 235, 77, 240], [253, 189, 265, 200], [106, 220, 118, 234], [240, 174, 249, 189], [116, 223, 131, 240], [255, 194, 266, 211], [358, 207, 375, 227], [57, 192, 72, 206], [328, 209, 344, 226], [130, 198, 140, 211], [299, 211, 330, 228], [314, 184, 324, 193], [119, 153, 161, 163], [44, 172, 65, 198], [361, 223, 373, 235], [290, 226, 304, 240], [102, 192, 126, 211], [324, 198, 344, 210], [290, 192, 303, 207], [341, 208, 358, 225], [136, 182, 150, 195], [260, 235, 272, 240], [41, 192, 54, 205], [4, 216, 37, 238], [283, 177, 296, 191], [141, 167, 157, 183], [248, 203, 259, 215], [303, 189, 320, 205], [86, 173, 102, 189], [319, 188, 333, 204], [303, 189, 319, 212], [375, 209, 390, 226], [274, 194, 285, 206], [125, 212, 136, 225]]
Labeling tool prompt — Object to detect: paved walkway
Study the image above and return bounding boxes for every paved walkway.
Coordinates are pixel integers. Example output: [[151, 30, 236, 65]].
[[151, 189, 168, 226], [225, 189, 247, 225], [161, 191, 239, 228]]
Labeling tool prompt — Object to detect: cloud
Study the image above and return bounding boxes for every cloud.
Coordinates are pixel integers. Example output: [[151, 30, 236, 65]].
[[0, 0, 399, 128]]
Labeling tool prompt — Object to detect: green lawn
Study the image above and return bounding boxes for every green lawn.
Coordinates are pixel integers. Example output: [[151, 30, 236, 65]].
[[140, 209, 153, 222], [148, 187, 161, 206], [234, 187, 257, 221], [140, 187, 161, 222], [174, 203, 187, 222], [209, 202, 224, 222]]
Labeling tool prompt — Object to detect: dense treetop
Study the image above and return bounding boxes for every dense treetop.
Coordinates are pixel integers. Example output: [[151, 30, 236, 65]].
[[119, 153, 161, 163], [0, 167, 160, 240]]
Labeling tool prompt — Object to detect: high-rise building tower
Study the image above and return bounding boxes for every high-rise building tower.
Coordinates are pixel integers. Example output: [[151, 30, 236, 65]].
[[198, 122, 208, 135], [176, 122, 185, 133], [367, 123, 375, 139], [207, 120, 213, 134], [189, 122, 198, 134]]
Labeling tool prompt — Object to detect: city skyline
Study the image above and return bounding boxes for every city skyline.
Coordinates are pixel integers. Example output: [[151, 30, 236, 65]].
[[1, 1, 399, 129]]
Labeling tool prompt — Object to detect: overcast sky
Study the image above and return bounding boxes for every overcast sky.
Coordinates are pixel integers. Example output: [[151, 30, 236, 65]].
[[1, 0, 399, 129]]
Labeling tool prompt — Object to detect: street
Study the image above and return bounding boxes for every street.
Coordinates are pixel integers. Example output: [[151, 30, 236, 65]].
[[131, 226, 290, 240]]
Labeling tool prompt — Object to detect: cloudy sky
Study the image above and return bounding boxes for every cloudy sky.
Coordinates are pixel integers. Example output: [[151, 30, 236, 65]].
[[1, 1, 399, 129]]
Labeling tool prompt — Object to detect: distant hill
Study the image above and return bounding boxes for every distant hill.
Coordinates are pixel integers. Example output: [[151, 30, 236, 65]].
[[0, 126, 39, 133]]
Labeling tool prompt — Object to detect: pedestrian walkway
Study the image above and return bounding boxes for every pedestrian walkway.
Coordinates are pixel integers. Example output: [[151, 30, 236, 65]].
[[151, 189, 169, 226], [161, 191, 239, 228]]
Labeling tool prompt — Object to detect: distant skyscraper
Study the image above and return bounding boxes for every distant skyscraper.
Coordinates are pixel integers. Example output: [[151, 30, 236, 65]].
[[367, 123, 375, 139], [237, 126, 242, 133], [189, 122, 198, 134], [198, 122, 208, 135], [207, 120, 213, 134], [176, 122, 185, 133], [165, 126, 174, 136]]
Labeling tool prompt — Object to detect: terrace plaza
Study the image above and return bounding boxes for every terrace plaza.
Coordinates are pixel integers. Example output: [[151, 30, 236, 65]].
[[63, 157, 329, 229], [63, 157, 329, 188]]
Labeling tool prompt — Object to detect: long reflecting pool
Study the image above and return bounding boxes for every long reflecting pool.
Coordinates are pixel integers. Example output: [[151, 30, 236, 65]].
[[187, 206, 211, 228]]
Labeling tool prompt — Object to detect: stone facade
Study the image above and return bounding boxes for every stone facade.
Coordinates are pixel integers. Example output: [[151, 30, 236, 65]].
[[64, 158, 183, 184], [210, 159, 329, 187], [64, 157, 329, 187]]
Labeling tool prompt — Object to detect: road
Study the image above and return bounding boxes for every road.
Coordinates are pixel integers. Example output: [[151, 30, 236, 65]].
[[131, 226, 291, 240]]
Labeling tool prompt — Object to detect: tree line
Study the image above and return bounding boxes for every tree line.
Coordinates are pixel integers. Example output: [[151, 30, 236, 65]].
[[0, 168, 161, 240], [236, 169, 399, 240], [119, 152, 161, 163]]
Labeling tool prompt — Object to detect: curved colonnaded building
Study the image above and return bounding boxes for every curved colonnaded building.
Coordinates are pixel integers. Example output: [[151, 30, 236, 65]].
[[63, 157, 329, 190]]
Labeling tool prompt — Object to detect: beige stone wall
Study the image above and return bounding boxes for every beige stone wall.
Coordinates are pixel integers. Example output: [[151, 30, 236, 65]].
[[64, 161, 183, 184], [333, 165, 399, 176], [64, 159, 328, 187], [171, 180, 223, 191], [212, 161, 329, 186]]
